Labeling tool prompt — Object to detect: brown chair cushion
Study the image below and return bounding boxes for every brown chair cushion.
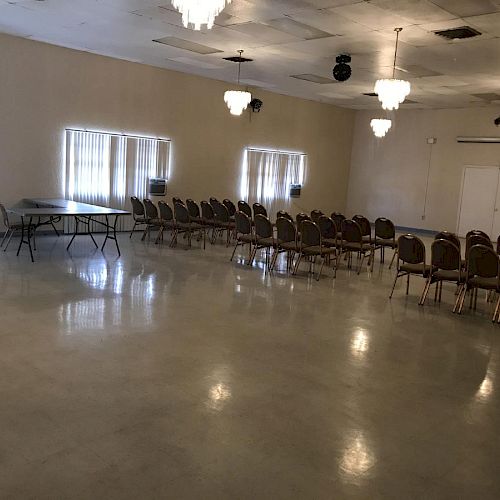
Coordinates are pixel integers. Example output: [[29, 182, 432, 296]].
[[375, 238, 396, 248], [400, 263, 431, 277], [468, 276, 499, 290], [434, 270, 464, 282]]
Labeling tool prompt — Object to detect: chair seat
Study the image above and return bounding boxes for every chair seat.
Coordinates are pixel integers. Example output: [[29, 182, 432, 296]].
[[433, 269, 464, 282], [302, 245, 337, 256], [362, 235, 372, 243], [134, 217, 148, 223], [375, 238, 396, 248], [468, 276, 499, 290], [190, 216, 203, 224], [322, 238, 337, 247], [239, 234, 254, 244], [343, 242, 372, 252], [280, 241, 298, 251], [256, 237, 275, 247], [400, 263, 431, 277]]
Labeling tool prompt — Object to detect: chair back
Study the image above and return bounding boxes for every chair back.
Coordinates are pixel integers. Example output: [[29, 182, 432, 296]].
[[466, 234, 492, 257], [353, 215, 371, 237], [172, 197, 184, 206], [342, 220, 363, 244], [0, 203, 10, 228], [174, 202, 190, 224], [214, 202, 230, 223], [311, 209, 323, 222], [318, 215, 336, 239], [466, 229, 489, 240], [158, 201, 174, 222], [435, 231, 460, 250], [130, 196, 145, 217], [301, 220, 321, 247], [468, 244, 499, 278], [143, 199, 158, 219], [397, 234, 426, 265], [497, 234, 500, 255], [253, 203, 267, 218], [276, 210, 293, 223], [431, 239, 461, 271], [201, 201, 215, 222], [186, 199, 200, 218], [331, 212, 346, 229], [375, 218, 395, 240], [234, 211, 252, 236], [296, 213, 310, 226], [237, 200, 252, 218], [209, 197, 221, 211], [254, 214, 273, 239], [276, 217, 296, 243], [223, 199, 236, 217]]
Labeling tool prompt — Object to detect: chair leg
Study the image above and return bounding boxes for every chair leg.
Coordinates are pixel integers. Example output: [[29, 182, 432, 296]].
[[453, 284, 464, 313], [406, 273, 410, 295], [155, 226, 164, 244], [389, 272, 400, 299], [389, 249, 398, 269], [493, 293, 500, 322], [3, 229, 15, 251], [0, 229, 8, 248], [419, 276, 432, 306], [317, 256, 325, 281], [249, 245, 258, 266], [293, 253, 303, 275], [130, 221, 138, 238], [357, 253, 366, 275], [230, 240, 240, 261]]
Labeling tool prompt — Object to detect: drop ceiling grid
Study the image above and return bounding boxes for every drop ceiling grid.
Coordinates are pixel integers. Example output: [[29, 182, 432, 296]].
[[0, 0, 499, 108]]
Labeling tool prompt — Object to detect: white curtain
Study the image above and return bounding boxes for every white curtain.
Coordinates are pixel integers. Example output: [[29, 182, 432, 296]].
[[66, 130, 170, 232], [66, 130, 170, 210], [66, 130, 111, 206], [242, 148, 307, 217]]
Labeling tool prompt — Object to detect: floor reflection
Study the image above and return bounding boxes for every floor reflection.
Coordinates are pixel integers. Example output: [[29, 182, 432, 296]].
[[339, 430, 375, 478]]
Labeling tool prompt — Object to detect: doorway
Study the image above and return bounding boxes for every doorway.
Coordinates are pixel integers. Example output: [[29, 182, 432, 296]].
[[457, 166, 500, 238]]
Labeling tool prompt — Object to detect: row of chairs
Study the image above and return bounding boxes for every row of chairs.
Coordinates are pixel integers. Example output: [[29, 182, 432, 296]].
[[130, 196, 500, 322], [390, 230, 500, 322], [230, 210, 398, 280], [130, 197, 236, 248]]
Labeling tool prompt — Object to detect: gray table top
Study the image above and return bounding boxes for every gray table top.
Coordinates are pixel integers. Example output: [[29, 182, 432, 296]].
[[9, 198, 130, 217]]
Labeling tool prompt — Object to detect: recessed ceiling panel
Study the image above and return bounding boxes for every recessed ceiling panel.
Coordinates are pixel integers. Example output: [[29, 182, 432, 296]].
[[153, 37, 223, 55], [430, 0, 500, 17], [290, 74, 337, 84], [265, 17, 334, 40]]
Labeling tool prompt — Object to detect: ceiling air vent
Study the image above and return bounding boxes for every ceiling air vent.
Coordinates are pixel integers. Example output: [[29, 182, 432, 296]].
[[434, 26, 481, 40]]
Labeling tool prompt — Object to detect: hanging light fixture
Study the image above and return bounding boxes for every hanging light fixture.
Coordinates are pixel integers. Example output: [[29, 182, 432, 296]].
[[224, 50, 252, 116], [171, 0, 232, 30], [374, 28, 411, 110], [370, 119, 392, 138]]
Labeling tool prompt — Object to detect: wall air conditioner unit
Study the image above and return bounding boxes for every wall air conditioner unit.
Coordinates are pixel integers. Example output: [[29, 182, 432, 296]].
[[457, 137, 500, 144], [290, 184, 302, 198], [148, 178, 167, 196]]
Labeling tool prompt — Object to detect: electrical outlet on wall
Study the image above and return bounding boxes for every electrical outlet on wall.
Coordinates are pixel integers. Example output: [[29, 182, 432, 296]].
[[421, 215, 426, 220]]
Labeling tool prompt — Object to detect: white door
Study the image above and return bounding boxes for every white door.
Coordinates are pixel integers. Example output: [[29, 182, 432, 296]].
[[457, 166, 500, 238]]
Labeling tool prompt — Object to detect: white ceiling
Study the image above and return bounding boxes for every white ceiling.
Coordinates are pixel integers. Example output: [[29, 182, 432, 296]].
[[1, 0, 500, 109]]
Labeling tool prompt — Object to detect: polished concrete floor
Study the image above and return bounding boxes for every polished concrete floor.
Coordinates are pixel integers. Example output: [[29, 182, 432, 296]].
[[0, 230, 499, 499]]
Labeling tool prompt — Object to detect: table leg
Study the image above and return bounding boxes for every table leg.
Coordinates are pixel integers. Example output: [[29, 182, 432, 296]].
[[88, 218, 98, 248], [101, 215, 121, 256], [16, 216, 25, 256], [27, 217, 34, 262], [67, 216, 79, 250]]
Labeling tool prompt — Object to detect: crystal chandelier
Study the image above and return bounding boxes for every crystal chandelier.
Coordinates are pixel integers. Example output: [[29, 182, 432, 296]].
[[374, 28, 411, 110], [370, 119, 392, 138], [171, 0, 232, 30], [224, 50, 252, 116]]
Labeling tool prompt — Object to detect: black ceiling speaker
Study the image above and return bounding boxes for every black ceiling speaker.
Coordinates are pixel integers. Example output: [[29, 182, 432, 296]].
[[250, 98, 263, 113], [333, 54, 352, 82], [495, 116, 500, 126]]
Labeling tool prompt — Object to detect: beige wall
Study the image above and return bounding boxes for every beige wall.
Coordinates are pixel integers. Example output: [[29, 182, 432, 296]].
[[0, 33, 355, 216], [347, 107, 500, 232]]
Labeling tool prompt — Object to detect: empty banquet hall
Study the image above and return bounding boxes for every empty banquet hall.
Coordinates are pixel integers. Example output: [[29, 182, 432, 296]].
[[1, 0, 500, 498]]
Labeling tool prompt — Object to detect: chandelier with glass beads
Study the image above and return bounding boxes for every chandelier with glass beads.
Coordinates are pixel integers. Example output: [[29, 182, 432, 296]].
[[171, 0, 232, 30], [374, 28, 411, 111], [224, 50, 252, 116], [370, 119, 392, 138]]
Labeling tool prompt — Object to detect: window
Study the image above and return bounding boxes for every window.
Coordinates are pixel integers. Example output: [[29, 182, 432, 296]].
[[65, 129, 170, 209], [240, 148, 307, 216]]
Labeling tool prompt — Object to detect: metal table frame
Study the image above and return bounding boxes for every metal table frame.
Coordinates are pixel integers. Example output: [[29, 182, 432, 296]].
[[8, 199, 130, 262]]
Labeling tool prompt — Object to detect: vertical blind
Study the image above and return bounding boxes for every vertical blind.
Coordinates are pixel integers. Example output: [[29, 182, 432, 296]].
[[241, 148, 307, 216], [65, 129, 170, 210]]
